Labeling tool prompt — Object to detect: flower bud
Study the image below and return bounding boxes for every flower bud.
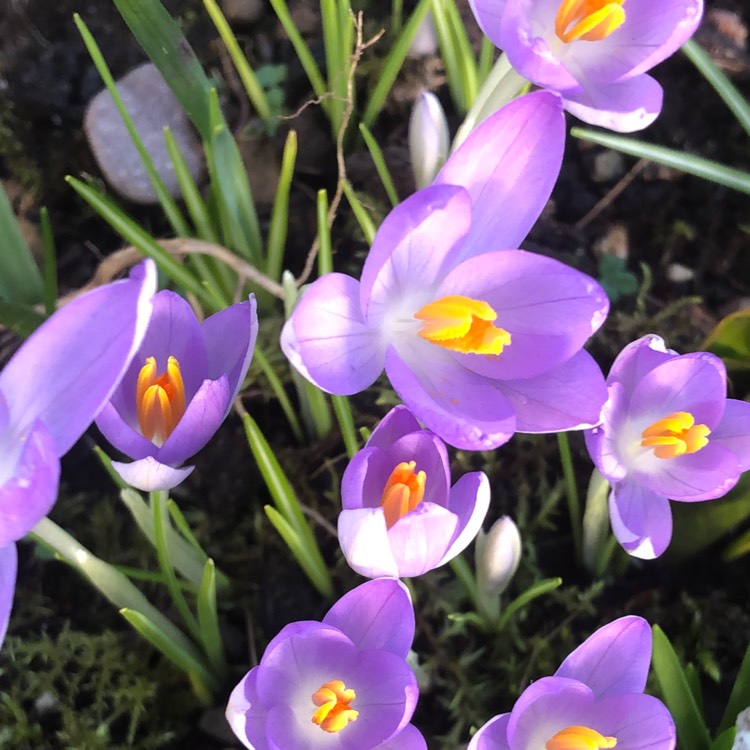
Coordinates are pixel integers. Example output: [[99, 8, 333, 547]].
[[409, 92, 450, 190], [407, 12, 438, 58], [476, 516, 521, 597]]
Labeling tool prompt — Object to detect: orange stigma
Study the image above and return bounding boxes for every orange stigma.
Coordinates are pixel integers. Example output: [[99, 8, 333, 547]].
[[311, 680, 358, 733], [380, 461, 426, 529], [640, 411, 710, 459], [555, 0, 626, 43], [136, 356, 186, 446], [414, 295, 511, 355], [546, 725, 617, 750]]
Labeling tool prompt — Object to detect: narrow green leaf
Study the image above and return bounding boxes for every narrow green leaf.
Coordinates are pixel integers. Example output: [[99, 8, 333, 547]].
[[652, 626, 711, 750], [332, 394, 358, 459], [342, 181, 376, 244], [703, 308, 750, 371], [496, 578, 563, 631], [317, 189, 333, 276], [252, 346, 305, 443], [197, 559, 227, 676], [321, 0, 345, 133], [359, 123, 399, 207], [266, 130, 297, 280], [684, 663, 705, 716], [39, 208, 57, 316], [719, 638, 750, 733], [712, 727, 737, 750], [0, 301, 46, 338]]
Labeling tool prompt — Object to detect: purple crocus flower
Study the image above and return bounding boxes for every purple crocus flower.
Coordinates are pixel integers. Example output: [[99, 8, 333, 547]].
[[0, 260, 157, 647], [470, 616, 675, 750], [468, 0, 703, 132], [226, 578, 426, 750], [585, 334, 750, 559], [96, 290, 258, 491], [339, 405, 489, 578], [282, 92, 609, 451]]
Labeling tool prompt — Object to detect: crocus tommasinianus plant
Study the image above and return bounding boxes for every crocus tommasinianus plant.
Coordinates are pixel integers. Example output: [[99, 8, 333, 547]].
[[0, 260, 157, 648], [468, 0, 703, 132], [96, 290, 257, 491], [339, 405, 489, 578], [282, 91, 609, 451], [585, 334, 750, 559], [226, 578, 425, 750], [470, 616, 675, 750]]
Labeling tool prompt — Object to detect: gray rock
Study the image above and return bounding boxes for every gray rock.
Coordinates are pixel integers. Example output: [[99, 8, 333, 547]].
[[84, 63, 204, 204]]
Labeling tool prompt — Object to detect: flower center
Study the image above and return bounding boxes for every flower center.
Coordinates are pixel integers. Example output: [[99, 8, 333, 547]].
[[546, 725, 617, 750], [311, 680, 358, 733], [555, 0, 626, 43], [414, 295, 511, 355], [640, 411, 710, 459], [136, 356, 186, 446], [380, 461, 426, 529]]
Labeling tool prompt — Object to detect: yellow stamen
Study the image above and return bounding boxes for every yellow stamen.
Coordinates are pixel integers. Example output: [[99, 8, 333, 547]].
[[136, 356, 186, 445], [311, 680, 358, 733], [414, 295, 511, 355], [380, 461, 426, 529], [546, 725, 617, 750], [641, 411, 711, 459], [555, 0, 626, 43]]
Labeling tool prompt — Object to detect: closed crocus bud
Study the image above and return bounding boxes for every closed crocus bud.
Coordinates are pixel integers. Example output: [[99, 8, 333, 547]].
[[476, 516, 521, 598], [407, 12, 438, 58], [409, 92, 449, 190]]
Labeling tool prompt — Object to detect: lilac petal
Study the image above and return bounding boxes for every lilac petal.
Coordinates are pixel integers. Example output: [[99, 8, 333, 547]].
[[386, 502, 459, 577], [283, 273, 385, 395], [386, 431, 451, 507], [95, 401, 158, 461], [435, 91, 565, 257], [341, 447, 391, 510], [111, 456, 194, 491], [226, 668, 268, 750], [466, 0, 506, 48], [711, 399, 750, 472], [0, 260, 156, 455], [360, 185, 471, 322], [562, 75, 663, 133], [498, 350, 608, 433], [607, 335, 674, 395], [591, 693, 676, 750], [261, 621, 324, 662], [0, 419, 60, 546], [438, 472, 491, 566], [377, 723, 428, 750], [468, 713, 511, 750], [202, 296, 258, 400], [338, 507, 400, 579], [368, 406, 422, 450], [609, 481, 673, 559], [386, 346, 516, 450], [0, 543, 17, 649], [437, 250, 608, 380], [324, 578, 415, 657], [556, 616, 651, 698], [585, 382, 629, 483], [155, 375, 231, 465]]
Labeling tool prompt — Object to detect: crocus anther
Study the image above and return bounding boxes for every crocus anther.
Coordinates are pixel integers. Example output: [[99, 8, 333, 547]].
[[311, 680, 359, 733], [136, 355, 186, 445], [546, 725, 618, 750], [380, 461, 426, 529], [640, 411, 710, 459], [555, 0, 626, 43], [415, 295, 511, 355]]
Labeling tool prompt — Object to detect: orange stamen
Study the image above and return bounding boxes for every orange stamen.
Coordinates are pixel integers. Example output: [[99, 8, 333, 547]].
[[311, 680, 358, 733], [135, 356, 186, 445], [380, 461, 426, 529], [555, 0, 626, 43], [546, 725, 617, 750], [641, 411, 710, 459]]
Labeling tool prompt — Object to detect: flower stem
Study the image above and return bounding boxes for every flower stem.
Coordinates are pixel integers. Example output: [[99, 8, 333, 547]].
[[557, 432, 583, 563]]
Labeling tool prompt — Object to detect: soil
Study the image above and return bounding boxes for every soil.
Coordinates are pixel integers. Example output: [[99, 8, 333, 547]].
[[1, 1, 749, 748]]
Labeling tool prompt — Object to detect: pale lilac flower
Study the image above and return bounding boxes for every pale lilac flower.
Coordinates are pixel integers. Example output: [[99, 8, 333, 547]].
[[469, 0, 704, 131], [585, 334, 750, 559], [409, 92, 450, 189], [470, 616, 675, 750], [339, 405, 489, 578], [282, 91, 609, 451], [0, 260, 157, 647], [226, 578, 425, 750], [96, 290, 258, 491]]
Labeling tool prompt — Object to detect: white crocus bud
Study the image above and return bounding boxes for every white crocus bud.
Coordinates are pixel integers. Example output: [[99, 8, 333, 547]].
[[407, 12, 438, 58], [476, 516, 522, 598], [409, 92, 450, 190]]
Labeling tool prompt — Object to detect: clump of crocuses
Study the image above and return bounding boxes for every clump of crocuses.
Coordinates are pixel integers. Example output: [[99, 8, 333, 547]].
[[339, 405, 489, 578], [96, 290, 257, 491], [0, 260, 157, 648], [470, 616, 675, 750], [226, 578, 425, 750], [585, 334, 750, 559], [469, 0, 703, 131]]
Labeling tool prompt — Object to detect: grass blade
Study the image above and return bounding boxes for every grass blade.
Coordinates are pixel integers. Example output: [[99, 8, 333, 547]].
[[719, 639, 750, 733], [39, 207, 57, 316], [266, 130, 298, 280], [359, 123, 399, 207], [197, 559, 228, 675], [317, 189, 333, 276], [342, 181, 376, 244]]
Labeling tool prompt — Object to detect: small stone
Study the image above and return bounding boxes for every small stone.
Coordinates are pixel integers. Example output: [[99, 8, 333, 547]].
[[84, 63, 205, 204], [666, 263, 695, 283], [592, 150, 625, 183], [593, 223, 629, 261], [221, 0, 262, 24]]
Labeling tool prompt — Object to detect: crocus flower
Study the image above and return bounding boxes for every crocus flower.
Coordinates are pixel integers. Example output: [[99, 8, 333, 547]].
[[226, 578, 426, 750], [468, 0, 703, 131], [470, 616, 675, 750], [585, 334, 750, 559], [96, 290, 258, 491], [409, 92, 450, 189], [339, 405, 490, 578], [0, 260, 157, 647], [282, 91, 609, 451]]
